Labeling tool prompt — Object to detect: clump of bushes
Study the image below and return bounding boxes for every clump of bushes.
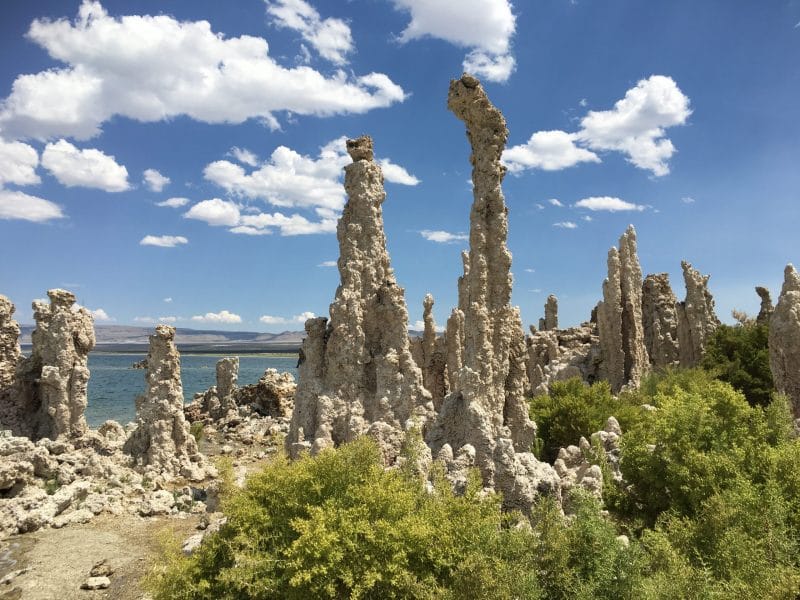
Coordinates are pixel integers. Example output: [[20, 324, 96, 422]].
[[701, 320, 774, 406]]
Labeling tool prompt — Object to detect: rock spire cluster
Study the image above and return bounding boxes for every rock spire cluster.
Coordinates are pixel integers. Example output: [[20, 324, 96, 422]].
[[641, 273, 680, 368], [286, 135, 433, 462], [676, 261, 720, 367], [769, 264, 800, 418], [597, 226, 649, 392], [756, 286, 774, 325]]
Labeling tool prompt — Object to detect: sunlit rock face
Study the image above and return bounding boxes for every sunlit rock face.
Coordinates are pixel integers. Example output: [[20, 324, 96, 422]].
[[769, 264, 800, 418], [676, 261, 720, 367]]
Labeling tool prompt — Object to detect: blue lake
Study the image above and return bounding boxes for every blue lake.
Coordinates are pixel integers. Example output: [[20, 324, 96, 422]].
[[85, 353, 298, 427]]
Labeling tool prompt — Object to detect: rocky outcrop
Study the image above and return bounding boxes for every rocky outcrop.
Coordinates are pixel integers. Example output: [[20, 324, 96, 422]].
[[756, 286, 774, 325], [597, 227, 649, 392], [0, 296, 21, 431], [190, 357, 239, 421], [286, 136, 433, 463], [676, 261, 720, 367], [426, 74, 548, 511], [10, 290, 95, 440], [235, 369, 295, 419], [418, 294, 448, 409], [123, 325, 208, 480], [642, 274, 680, 368], [769, 265, 800, 418], [526, 323, 600, 396], [539, 294, 558, 331]]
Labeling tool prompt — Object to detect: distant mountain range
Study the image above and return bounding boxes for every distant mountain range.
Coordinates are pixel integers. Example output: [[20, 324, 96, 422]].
[[19, 324, 306, 353]]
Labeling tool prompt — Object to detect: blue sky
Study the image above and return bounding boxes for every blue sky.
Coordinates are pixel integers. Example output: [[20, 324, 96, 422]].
[[0, 0, 798, 332]]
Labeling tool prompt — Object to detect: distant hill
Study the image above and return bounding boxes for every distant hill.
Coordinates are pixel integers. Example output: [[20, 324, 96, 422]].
[[19, 324, 305, 353]]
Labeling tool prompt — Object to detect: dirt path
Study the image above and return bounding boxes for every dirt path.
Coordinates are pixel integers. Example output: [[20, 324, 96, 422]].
[[0, 512, 201, 600]]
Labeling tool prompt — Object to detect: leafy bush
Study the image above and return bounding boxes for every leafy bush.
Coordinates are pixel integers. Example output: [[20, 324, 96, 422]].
[[701, 322, 774, 407], [530, 378, 645, 462]]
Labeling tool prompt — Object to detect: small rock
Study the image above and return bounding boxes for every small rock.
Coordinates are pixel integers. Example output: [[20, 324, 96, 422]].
[[89, 559, 115, 578], [80, 576, 110, 590]]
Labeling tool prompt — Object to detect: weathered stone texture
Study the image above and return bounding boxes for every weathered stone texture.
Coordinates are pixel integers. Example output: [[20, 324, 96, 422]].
[[756, 286, 774, 325], [123, 325, 207, 479], [0, 295, 20, 392], [426, 74, 545, 507], [676, 261, 720, 367], [642, 273, 680, 368], [10, 290, 95, 440], [286, 136, 432, 462], [597, 227, 649, 392], [526, 324, 600, 396], [542, 294, 558, 331], [769, 264, 800, 418]]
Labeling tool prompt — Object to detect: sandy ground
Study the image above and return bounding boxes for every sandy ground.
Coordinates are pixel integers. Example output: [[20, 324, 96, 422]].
[[0, 512, 202, 600]]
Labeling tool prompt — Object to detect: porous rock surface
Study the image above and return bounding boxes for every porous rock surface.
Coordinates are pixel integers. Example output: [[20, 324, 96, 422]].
[[123, 325, 209, 480], [9, 290, 95, 440], [597, 227, 649, 392], [286, 135, 433, 463], [756, 286, 774, 325], [540, 294, 558, 331], [769, 264, 800, 418], [676, 261, 720, 367], [526, 323, 600, 397], [0, 296, 21, 431], [642, 273, 680, 368], [425, 74, 555, 513]]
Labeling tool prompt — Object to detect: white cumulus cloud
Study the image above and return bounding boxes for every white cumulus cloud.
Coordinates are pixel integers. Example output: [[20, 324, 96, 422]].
[[139, 235, 188, 247], [191, 310, 242, 324], [228, 147, 259, 167], [392, 0, 516, 82], [259, 311, 315, 325], [317, 260, 337, 267], [420, 229, 468, 243], [0, 189, 64, 222], [553, 221, 578, 229], [184, 198, 241, 226], [0, 137, 40, 186], [156, 197, 189, 208], [379, 159, 420, 185], [41, 139, 129, 191], [89, 307, 112, 321], [266, 0, 353, 65], [505, 76, 691, 176], [574, 196, 646, 212], [0, 1, 405, 140], [548, 198, 564, 207], [503, 131, 600, 173], [143, 168, 170, 192]]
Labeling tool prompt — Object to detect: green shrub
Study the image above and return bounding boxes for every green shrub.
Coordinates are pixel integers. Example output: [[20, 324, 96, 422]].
[[190, 421, 205, 443], [701, 322, 774, 407], [530, 378, 645, 462]]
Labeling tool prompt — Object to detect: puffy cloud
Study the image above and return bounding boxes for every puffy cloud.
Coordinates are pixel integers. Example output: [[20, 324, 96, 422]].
[[143, 168, 169, 192], [553, 221, 578, 229], [0, 1, 405, 140], [504, 76, 690, 176], [0, 137, 40, 186], [191, 310, 242, 324], [317, 260, 337, 267], [379, 159, 420, 185], [139, 235, 188, 247], [574, 196, 646, 212], [156, 197, 189, 208], [503, 131, 600, 173], [259, 311, 315, 325], [163, 297, 173, 303], [184, 198, 241, 226], [420, 229, 468, 243], [548, 198, 564, 207], [577, 76, 691, 176], [392, 0, 516, 82], [228, 147, 259, 167], [0, 189, 64, 222], [41, 139, 129, 191], [89, 307, 112, 321], [266, 0, 353, 65]]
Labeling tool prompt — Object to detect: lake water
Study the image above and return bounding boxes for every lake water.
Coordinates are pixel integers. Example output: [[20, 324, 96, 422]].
[[85, 353, 298, 427]]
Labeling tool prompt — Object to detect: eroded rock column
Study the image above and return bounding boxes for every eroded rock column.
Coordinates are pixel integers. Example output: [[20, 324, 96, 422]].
[[676, 261, 720, 367], [0, 295, 22, 430], [756, 286, 774, 325], [123, 325, 207, 479], [642, 274, 680, 368], [287, 136, 433, 463], [769, 264, 800, 418]]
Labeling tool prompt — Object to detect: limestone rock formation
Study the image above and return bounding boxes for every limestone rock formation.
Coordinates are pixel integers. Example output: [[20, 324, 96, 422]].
[[286, 136, 433, 463], [769, 264, 800, 418], [756, 286, 774, 325], [526, 323, 600, 396], [540, 294, 558, 331], [642, 274, 680, 368], [235, 368, 295, 418], [676, 261, 720, 367], [426, 74, 545, 508], [597, 227, 649, 392], [10, 290, 95, 440], [0, 295, 20, 392], [418, 294, 448, 408], [123, 325, 207, 480]]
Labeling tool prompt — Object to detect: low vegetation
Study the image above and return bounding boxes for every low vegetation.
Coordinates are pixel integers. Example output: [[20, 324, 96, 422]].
[[149, 367, 800, 599]]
